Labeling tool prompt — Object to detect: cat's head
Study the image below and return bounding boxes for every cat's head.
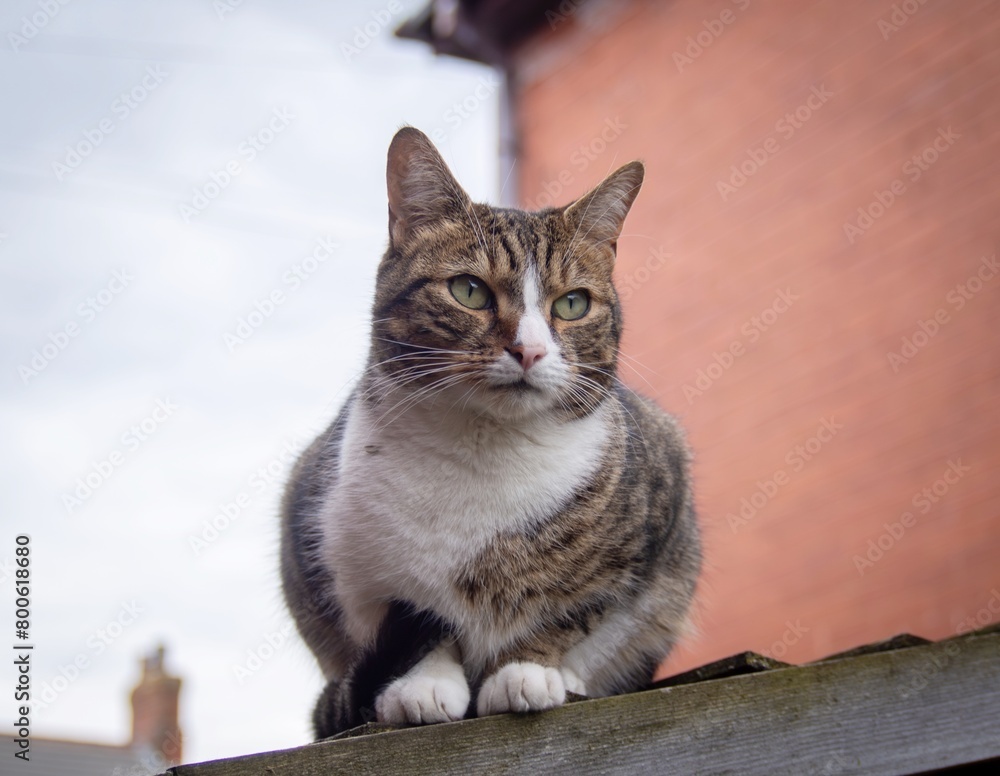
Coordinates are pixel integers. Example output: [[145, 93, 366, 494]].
[[368, 126, 643, 423]]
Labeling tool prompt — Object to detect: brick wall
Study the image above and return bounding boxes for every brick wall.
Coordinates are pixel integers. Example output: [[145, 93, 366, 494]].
[[511, 0, 1000, 673]]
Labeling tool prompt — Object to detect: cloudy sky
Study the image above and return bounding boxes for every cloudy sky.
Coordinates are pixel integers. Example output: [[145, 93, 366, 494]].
[[0, 0, 497, 766]]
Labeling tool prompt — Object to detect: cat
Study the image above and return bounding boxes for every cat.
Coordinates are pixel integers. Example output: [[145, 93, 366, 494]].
[[280, 126, 701, 738]]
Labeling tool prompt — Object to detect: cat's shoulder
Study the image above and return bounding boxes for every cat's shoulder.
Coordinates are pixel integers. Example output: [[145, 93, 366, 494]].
[[613, 384, 690, 461]]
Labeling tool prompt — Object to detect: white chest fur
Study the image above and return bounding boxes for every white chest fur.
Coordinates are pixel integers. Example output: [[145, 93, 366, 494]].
[[321, 396, 610, 646]]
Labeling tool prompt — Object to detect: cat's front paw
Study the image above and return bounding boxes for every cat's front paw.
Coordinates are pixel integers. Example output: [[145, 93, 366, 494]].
[[375, 674, 470, 726], [477, 662, 566, 716]]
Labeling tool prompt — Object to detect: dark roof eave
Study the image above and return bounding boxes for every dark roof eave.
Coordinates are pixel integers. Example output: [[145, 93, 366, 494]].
[[395, 0, 568, 64], [395, 7, 492, 64]]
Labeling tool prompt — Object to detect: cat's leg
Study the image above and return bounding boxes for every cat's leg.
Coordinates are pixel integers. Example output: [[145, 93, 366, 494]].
[[312, 676, 352, 739], [475, 627, 585, 716], [559, 606, 661, 698], [375, 639, 470, 725], [475, 587, 688, 715], [559, 664, 589, 696], [561, 580, 696, 697]]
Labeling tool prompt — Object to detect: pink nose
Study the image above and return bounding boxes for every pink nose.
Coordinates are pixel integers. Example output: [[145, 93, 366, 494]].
[[509, 344, 546, 371]]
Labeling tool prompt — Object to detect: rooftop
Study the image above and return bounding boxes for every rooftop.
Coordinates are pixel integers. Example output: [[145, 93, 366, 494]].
[[158, 624, 999, 775]]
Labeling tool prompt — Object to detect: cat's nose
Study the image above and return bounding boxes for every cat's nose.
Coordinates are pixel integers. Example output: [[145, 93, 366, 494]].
[[508, 343, 547, 371]]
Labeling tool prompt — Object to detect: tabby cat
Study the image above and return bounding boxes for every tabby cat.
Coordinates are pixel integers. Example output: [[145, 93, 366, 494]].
[[281, 127, 701, 738]]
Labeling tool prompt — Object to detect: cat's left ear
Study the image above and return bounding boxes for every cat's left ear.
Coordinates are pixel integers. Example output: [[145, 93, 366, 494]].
[[386, 126, 471, 246], [563, 161, 644, 251]]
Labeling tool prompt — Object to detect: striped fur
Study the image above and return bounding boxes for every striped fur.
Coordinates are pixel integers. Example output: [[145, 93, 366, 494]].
[[281, 127, 701, 738]]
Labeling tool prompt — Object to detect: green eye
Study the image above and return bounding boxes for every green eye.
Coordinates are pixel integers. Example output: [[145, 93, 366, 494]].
[[552, 289, 590, 321], [449, 274, 492, 310]]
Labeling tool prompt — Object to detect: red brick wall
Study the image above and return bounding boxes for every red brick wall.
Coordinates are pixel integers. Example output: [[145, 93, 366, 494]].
[[511, 0, 1000, 674]]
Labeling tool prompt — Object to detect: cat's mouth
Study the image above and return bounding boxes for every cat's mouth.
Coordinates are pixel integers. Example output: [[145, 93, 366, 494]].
[[493, 378, 536, 393]]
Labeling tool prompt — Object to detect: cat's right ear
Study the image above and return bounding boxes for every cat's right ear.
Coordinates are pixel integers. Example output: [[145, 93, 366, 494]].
[[562, 161, 644, 251], [386, 127, 470, 246]]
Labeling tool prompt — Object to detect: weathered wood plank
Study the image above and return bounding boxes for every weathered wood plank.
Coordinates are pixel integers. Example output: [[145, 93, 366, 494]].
[[813, 632, 931, 662], [164, 630, 1000, 776], [649, 650, 788, 689]]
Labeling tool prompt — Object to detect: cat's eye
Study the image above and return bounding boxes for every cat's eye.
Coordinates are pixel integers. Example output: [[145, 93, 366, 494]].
[[449, 274, 493, 310], [552, 290, 590, 321]]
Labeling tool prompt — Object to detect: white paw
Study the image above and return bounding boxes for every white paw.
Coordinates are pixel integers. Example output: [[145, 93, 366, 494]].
[[375, 674, 470, 726], [477, 662, 566, 716], [560, 666, 588, 696]]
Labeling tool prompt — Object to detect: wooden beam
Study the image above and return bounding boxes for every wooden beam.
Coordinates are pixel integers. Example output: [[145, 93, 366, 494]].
[[162, 629, 1000, 775]]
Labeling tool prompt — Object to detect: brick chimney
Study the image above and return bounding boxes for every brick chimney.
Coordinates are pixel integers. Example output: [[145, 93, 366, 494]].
[[130, 645, 183, 766]]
